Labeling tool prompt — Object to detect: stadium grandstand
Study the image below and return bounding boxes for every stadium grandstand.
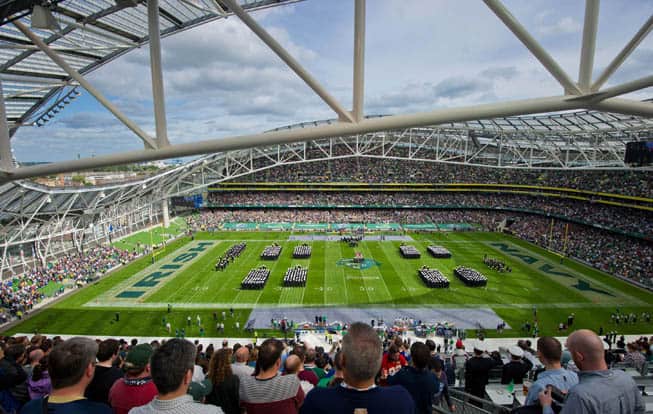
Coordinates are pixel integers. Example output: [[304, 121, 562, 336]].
[[0, 1, 652, 413]]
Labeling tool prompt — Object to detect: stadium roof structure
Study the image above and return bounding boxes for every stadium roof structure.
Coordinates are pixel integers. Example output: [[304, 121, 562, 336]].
[[0, 0, 650, 181]]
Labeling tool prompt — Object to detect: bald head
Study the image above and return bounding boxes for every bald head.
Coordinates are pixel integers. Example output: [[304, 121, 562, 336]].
[[29, 349, 44, 365], [285, 354, 301, 375], [566, 329, 607, 371], [235, 346, 249, 363]]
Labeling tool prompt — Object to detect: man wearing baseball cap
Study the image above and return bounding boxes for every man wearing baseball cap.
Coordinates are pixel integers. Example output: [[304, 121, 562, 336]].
[[109, 344, 158, 414]]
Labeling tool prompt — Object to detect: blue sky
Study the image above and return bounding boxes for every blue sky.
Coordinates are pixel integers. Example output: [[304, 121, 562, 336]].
[[11, 0, 653, 162]]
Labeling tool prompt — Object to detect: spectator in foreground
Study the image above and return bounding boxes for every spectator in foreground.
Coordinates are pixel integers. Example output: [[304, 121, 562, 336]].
[[230, 347, 254, 380], [464, 342, 496, 399], [27, 355, 51, 400], [239, 339, 304, 414], [300, 322, 414, 414], [285, 355, 314, 395], [129, 339, 222, 414], [206, 348, 239, 414], [388, 342, 439, 414], [108, 344, 157, 414], [86, 339, 123, 404], [539, 329, 645, 414], [20, 337, 112, 414], [317, 351, 344, 388], [525, 336, 578, 406], [431, 359, 455, 412]]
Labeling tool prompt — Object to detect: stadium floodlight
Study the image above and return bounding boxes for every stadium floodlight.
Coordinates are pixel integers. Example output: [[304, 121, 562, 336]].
[[31, 5, 61, 31]]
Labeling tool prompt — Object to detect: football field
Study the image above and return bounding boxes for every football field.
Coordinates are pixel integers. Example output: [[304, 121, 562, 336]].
[[4, 231, 653, 338]]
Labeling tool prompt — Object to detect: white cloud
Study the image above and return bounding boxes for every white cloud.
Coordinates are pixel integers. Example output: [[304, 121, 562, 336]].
[[537, 16, 582, 36]]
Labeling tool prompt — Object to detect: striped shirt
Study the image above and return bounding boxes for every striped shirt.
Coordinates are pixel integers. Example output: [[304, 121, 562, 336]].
[[239, 374, 304, 414]]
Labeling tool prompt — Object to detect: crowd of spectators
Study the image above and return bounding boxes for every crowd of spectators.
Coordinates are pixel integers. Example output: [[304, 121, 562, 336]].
[[0, 246, 137, 319], [239, 157, 652, 198], [206, 191, 652, 236], [2, 326, 648, 414]]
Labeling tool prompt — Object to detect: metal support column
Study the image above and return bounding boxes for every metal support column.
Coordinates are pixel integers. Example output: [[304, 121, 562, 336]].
[[148, 0, 170, 148], [592, 15, 653, 91], [0, 79, 12, 171], [578, 0, 600, 92], [161, 199, 170, 228], [353, 0, 366, 122]]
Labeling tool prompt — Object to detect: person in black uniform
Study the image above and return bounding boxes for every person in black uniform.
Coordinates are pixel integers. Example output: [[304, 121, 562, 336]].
[[501, 346, 533, 384], [464, 342, 497, 399]]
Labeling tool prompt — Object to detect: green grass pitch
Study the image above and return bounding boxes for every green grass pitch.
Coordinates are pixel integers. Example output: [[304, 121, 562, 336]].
[[3, 231, 652, 339]]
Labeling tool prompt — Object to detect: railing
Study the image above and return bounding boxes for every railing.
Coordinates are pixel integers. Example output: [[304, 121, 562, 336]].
[[433, 389, 511, 414]]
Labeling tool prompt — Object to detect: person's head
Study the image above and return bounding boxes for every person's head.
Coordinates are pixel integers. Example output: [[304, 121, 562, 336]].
[[28, 348, 44, 365], [285, 354, 301, 375], [291, 345, 306, 362], [249, 347, 259, 364], [537, 337, 562, 365], [305, 348, 316, 364], [432, 358, 443, 373], [48, 337, 98, 391], [627, 343, 639, 353], [566, 329, 607, 371], [342, 322, 382, 384], [150, 339, 196, 395], [410, 342, 430, 370], [97, 339, 120, 363], [5, 344, 27, 364], [207, 348, 232, 386], [387, 344, 400, 361], [124, 344, 154, 377], [32, 355, 49, 382], [425, 339, 436, 354], [235, 346, 249, 363], [255, 339, 283, 375], [222, 340, 228, 349]]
